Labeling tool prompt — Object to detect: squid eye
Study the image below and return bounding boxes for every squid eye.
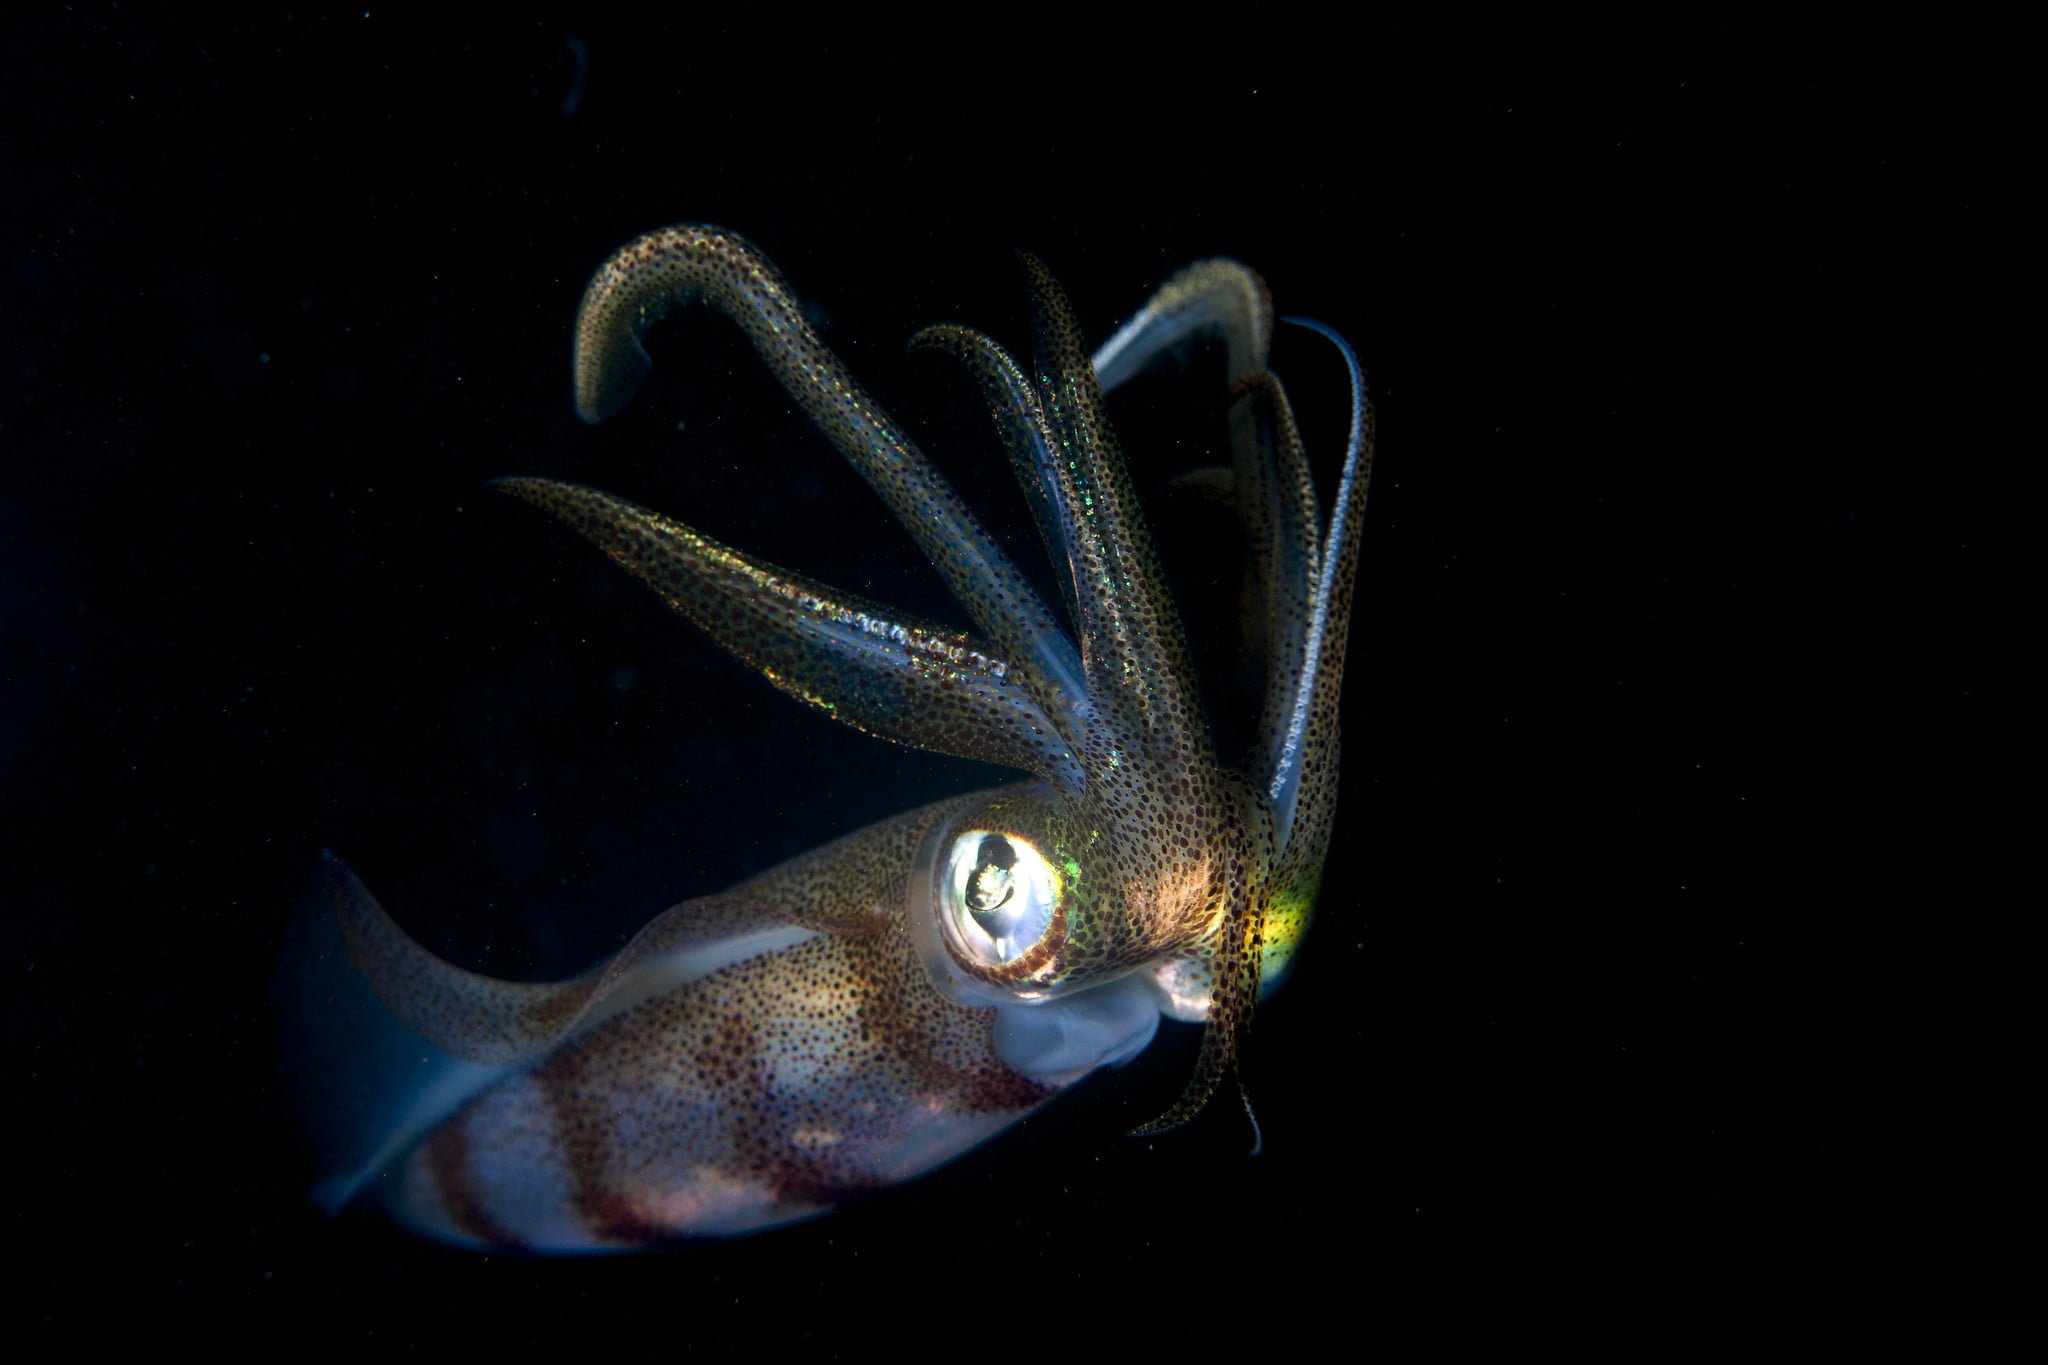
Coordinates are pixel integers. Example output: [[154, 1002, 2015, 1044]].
[[940, 829, 1059, 967]]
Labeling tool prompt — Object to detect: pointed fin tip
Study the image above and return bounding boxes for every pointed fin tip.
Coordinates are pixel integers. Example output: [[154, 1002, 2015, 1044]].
[[279, 854, 515, 1218]]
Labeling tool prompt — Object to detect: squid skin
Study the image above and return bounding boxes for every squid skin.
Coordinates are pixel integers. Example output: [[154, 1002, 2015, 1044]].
[[291, 225, 1375, 1250]]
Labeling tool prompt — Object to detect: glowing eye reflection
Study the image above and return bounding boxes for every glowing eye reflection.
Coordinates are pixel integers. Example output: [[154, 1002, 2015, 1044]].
[[940, 830, 1059, 966]]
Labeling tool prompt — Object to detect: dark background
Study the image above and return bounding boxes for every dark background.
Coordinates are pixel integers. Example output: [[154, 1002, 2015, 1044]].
[[3, 12, 2010, 1348]]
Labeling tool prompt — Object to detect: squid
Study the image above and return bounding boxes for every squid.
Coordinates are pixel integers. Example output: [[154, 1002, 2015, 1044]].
[[289, 224, 1374, 1250]]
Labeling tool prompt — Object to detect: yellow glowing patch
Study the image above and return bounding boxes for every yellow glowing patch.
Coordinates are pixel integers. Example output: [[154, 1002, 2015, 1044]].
[[1257, 888, 1317, 989]]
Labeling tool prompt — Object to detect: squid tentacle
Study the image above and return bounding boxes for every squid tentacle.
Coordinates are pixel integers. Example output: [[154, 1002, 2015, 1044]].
[[1269, 317, 1374, 860], [1127, 790, 1268, 1140], [493, 477, 1080, 786], [571, 225, 1087, 747], [1090, 257, 1275, 398], [1078, 273, 1369, 1139], [1021, 253, 1211, 770], [1230, 370, 1323, 798], [907, 323, 1084, 658], [1079, 257, 1316, 792]]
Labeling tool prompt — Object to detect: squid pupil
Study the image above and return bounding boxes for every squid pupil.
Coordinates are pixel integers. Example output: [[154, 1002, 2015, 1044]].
[[966, 835, 1018, 927]]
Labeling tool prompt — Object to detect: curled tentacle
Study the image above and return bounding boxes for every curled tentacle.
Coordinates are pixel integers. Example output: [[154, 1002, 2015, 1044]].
[[1091, 258, 1274, 396], [572, 225, 1087, 752], [1270, 318, 1375, 861]]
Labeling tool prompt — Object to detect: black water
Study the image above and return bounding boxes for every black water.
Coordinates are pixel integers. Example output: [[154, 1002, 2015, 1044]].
[[5, 14, 2007, 1350]]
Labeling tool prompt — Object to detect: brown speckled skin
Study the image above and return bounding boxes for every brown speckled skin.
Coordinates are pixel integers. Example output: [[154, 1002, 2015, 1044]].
[[330, 796, 1059, 1248], [322, 226, 1373, 1248]]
